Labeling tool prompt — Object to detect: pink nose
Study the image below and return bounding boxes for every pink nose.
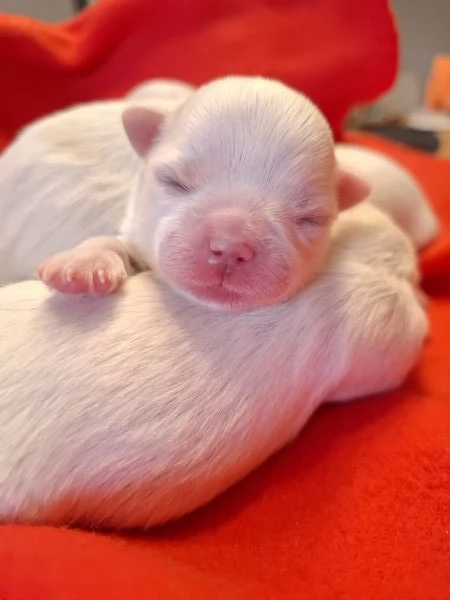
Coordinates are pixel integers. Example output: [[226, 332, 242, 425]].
[[208, 238, 255, 270]]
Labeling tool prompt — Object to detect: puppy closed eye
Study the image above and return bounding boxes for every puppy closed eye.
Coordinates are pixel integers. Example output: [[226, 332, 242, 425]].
[[294, 213, 330, 229], [155, 165, 193, 194], [293, 213, 332, 242]]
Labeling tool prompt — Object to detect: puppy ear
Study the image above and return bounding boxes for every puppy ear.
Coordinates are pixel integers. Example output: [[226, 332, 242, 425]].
[[337, 170, 371, 210], [122, 107, 165, 158]]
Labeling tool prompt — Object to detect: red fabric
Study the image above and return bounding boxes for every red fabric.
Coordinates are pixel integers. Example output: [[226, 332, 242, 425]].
[[2, 2, 450, 599], [0, 0, 397, 148]]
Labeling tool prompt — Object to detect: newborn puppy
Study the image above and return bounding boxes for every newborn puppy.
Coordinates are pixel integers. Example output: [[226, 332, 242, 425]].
[[0, 200, 428, 529], [0, 79, 193, 285], [0, 75, 438, 301], [37, 76, 371, 311]]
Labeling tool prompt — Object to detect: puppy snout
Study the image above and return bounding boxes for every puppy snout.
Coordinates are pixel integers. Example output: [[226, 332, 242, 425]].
[[204, 211, 257, 271], [208, 238, 255, 270]]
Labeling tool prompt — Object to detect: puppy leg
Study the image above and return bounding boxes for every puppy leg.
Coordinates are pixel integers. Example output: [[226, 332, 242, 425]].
[[37, 236, 134, 296]]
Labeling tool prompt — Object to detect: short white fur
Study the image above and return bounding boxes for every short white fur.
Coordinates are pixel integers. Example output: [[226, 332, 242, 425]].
[[0, 200, 429, 528], [0, 76, 438, 529]]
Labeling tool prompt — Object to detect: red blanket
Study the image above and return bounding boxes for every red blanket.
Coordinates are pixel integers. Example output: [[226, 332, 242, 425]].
[[0, 0, 397, 147], [2, 1, 450, 598]]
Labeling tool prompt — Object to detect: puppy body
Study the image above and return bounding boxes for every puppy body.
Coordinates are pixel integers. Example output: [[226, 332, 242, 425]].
[[335, 143, 440, 249], [0, 202, 427, 529], [0, 76, 433, 529]]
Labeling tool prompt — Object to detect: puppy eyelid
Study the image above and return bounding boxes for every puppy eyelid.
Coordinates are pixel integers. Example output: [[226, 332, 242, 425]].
[[166, 178, 191, 194], [155, 164, 191, 194], [294, 213, 329, 228]]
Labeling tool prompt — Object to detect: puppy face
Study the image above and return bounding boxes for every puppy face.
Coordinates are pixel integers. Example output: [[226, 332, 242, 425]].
[[124, 77, 368, 311]]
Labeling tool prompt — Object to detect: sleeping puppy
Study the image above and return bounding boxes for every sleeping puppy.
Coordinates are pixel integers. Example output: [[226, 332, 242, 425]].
[[0, 200, 428, 529], [35, 76, 369, 311], [0, 76, 439, 304], [0, 77, 430, 529], [35, 77, 439, 311]]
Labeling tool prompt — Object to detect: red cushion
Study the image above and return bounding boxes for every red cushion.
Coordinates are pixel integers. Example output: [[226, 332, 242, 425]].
[[0, 0, 397, 147]]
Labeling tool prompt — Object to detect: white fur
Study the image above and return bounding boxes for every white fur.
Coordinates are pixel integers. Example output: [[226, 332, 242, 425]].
[[125, 78, 195, 102], [121, 76, 341, 310], [0, 77, 439, 293], [335, 143, 440, 249], [0, 80, 192, 284], [0, 76, 433, 528], [0, 202, 428, 529]]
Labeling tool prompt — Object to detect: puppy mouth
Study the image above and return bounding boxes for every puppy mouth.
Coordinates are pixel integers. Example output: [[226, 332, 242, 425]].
[[184, 273, 292, 311], [187, 283, 269, 311], [157, 237, 297, 310], [191, 283, 244, 307]]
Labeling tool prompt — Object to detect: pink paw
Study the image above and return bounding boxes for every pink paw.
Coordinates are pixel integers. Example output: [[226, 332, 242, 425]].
[[37, 248, 128, 296]]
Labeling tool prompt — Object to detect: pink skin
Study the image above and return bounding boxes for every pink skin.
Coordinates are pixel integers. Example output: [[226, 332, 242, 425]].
[[36, 209, 317, 307], [36, 214, 267, 303], [37, 237, 130, 296], [36, 209, 294, 306], [156, 209, 299, 309], [34, 82, 375, 307], [35, 98, 373, 305]]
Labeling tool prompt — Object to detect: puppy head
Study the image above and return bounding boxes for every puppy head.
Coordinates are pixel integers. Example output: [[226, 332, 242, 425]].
[[123, 76, 369, 311]]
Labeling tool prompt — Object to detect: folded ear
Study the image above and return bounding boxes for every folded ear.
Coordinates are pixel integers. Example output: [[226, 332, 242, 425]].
[[122, 107, 165, 158], [337, 170, 371, 210]]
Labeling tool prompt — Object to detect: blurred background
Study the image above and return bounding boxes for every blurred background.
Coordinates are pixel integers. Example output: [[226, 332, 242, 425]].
[[0, 0, 87, 21], [1, 0, 450, 151], [1, 0, 448, 112]]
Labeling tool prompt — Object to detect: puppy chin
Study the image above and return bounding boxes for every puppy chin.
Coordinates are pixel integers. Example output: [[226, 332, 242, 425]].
[[154, 234, 312, 311], [161, 269, 304, 312], [177, 286, 282, 312]]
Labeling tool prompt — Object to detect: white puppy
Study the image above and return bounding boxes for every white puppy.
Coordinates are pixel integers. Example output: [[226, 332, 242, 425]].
[[36, 76, 373, 311], [0, 199, 428, 529], [0, 76, 433, 529], [0, 76, 438, 303], [33, 78, 438, 313]]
